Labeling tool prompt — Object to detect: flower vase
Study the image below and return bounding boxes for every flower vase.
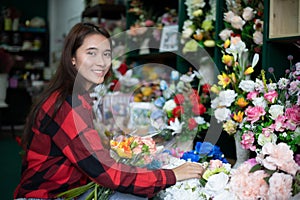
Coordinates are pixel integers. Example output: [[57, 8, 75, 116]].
[[233, 132, 250, 169], [0, 73, 8, 107], [174, 136, 194, 152]]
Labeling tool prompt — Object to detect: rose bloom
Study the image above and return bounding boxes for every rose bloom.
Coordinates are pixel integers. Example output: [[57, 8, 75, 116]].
[[246, 91, 259, 100], [242, 7, 255, 21], [253, 31, 263, 45], [174, 94, 185, 105], [285, 105, 300, 126], [239, 80, 255, 92], [223, 11, 235, 23], [241, 131, 256, 150], [192, 103, 206, 115], [230, 15, 246, 30], [222, 120, 237, 135], [214, 107, 231, 123], [172, 105, 183, 118], [188, 118, 198, 130], [268, 104, 284, 120], [264, 90, 278, 103], [245, 106, 266, 123]]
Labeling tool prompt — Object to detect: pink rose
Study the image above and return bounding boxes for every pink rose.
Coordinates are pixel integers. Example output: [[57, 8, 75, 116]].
[[285, 105, 300, 126], [245, 106, 266, 123], [264, 90, 278, 103], [246, 91, 259, 100], [241, 131, 256, 150]]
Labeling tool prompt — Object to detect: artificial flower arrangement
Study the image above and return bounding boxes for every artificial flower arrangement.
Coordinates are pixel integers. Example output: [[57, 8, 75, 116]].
[[157, 141, 231, 200], [151, 69, 211, 149], [181, 0, 217, 54], [218, 0, 264, 56], [227, 142, 300, 200], [210, 37, 259, 136], [58, 134, 161, 200], [238, 57, 300, 154]]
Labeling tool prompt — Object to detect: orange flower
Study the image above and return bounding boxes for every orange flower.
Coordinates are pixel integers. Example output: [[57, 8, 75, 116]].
[[233, 111, 244, 123], [224, 39, 230, 48], [236, 97, 248, 108]]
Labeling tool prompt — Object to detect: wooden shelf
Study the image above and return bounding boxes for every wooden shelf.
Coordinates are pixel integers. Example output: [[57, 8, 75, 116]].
[[269, 0, 300, 38]]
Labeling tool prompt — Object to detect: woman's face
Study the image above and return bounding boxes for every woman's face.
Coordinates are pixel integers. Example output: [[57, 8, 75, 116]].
[[72, 33, 111, 90]]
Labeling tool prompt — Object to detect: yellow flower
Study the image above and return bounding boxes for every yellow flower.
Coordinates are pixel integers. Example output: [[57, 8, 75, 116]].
[[233, 111, 244, 123], [203, 40, 215, 47], [141, 86, 152, 96], [218, 72, 231, 88], [244, 67, 254, 75], [223, 120, 237, 135], [201, 20, 213, 32], [236, 97, 248, 108], [229, 73, 237, 84], [210, 84, 220, 94], [222, 54, 233, 66], [193, 9, 203, 17], [224, 39, 230, 48]]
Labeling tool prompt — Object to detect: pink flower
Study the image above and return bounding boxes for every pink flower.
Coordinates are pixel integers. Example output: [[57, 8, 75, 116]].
[[264, 90, 278, 103], [260, 143, 300, 176], [229, 162, 269, 199], [209, 159, 223, 170], [246, 91, 259, 100], [268, 172, 293, 200], [285, 105, 300, 126], [241, 131, 256, 150], [245, 106, 266, 124]]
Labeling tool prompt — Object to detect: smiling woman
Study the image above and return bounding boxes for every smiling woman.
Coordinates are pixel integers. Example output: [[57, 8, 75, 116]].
[[13, 22, 205, 200]]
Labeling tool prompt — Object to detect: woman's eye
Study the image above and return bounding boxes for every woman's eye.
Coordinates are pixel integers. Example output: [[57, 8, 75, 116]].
[[104, 50, 112, 57], [87, 51, 96, 56]]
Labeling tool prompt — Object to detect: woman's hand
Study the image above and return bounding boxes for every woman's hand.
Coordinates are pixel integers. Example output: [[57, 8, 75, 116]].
[[172, 162, 205, 181]]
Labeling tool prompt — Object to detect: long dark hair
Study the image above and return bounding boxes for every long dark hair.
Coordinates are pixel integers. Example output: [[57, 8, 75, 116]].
[[22, 22, 112, 147]]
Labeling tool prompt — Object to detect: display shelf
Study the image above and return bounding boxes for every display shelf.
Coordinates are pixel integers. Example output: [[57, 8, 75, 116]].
[[269, 0, 300, 38], [82, 4, 126, 22]]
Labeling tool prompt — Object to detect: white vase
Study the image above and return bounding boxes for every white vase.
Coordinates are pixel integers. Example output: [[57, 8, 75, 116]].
[[233, 132, 250, 169], [0, 73, 8, 107]]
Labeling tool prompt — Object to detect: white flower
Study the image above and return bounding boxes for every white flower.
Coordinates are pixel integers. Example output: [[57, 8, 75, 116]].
[[252, 97, 267, 108], [269, 105, 284, 120], [180, 73, 196, 83], [211, 97, 220, 109], [116, 69, 139, 87], [239, 80, 255, 92], [205, 172, 229, 197], [267, 83, 277, 91], [254, 78, 265, 92], [226, 40, 247, 62], [257, 133, 277, 147], [214, 108, 231, 122], [219, 29, 233, 41], [194, 116, 206, 125], [277, 78, 290, 89], [163, 99, 176, 112], [252, 53, 259, 68], [242, 7, 255, 21], [166, 118, 184, 136], [218, 90, 237, 107]]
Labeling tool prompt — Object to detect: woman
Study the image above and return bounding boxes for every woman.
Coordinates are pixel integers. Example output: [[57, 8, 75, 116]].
[[14, 22, 204, 199]]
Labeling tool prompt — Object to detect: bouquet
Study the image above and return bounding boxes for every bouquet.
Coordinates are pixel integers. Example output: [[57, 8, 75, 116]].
[[238, 58, 300, 153], [218, 0, 264, 56], [228, 142, 300, 199], [181, 0, 217, 54], [58, 134, 161, 200], [210, 37, 259, 135]]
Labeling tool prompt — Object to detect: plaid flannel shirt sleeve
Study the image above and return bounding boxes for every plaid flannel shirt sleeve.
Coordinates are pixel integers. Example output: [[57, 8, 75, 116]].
[[50, 94, 176, 198]]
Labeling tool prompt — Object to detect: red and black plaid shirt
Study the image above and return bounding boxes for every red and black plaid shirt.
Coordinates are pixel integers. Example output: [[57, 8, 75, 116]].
[[14, 91, 176, 199]]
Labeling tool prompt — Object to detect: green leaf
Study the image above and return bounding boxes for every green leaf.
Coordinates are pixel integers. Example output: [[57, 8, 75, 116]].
[[249, 164, 262, 172], [57, 182, 95, 199]]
